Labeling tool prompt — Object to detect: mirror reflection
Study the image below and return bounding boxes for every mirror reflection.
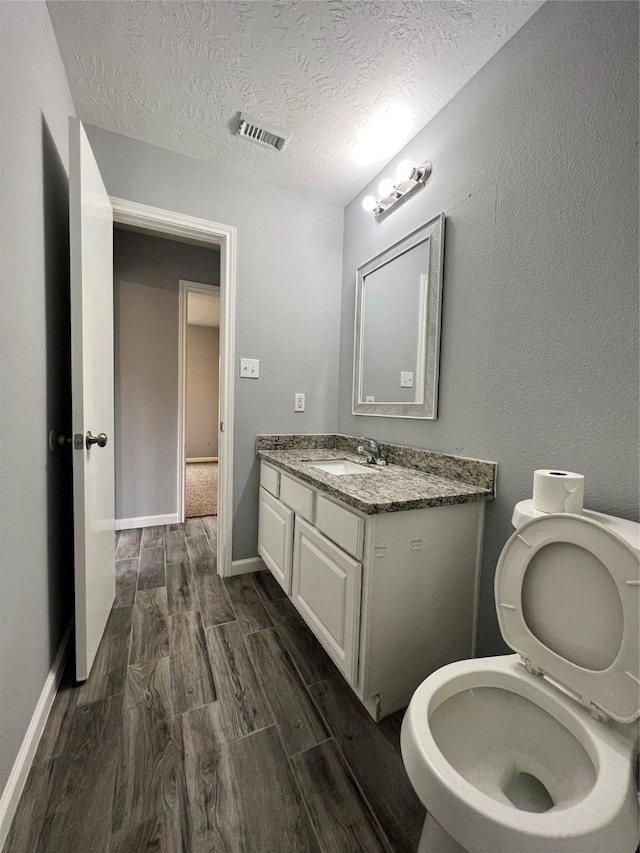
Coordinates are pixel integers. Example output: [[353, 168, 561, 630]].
[[353, 212, 444, 419], [360, 240, 428, 404]]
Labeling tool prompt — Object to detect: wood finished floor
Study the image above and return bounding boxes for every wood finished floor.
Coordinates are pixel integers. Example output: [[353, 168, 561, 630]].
[[6, 517, 424, 853]]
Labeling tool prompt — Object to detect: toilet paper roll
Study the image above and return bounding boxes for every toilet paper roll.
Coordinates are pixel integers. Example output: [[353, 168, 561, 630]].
[[532, 469, 585, 514]]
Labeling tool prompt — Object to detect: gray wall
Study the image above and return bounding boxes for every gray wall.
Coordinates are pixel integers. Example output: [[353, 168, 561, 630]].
[[186, 324, 219, 459], [0, 1, 76, 791], [88, 126, 344, 559], [113, 228, 219, 520], [338, 1, 639, 656]]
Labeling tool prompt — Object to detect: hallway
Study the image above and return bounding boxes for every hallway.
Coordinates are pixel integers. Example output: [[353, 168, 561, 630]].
[[6, 519, 423, 852], [185, 462, 218, 518]]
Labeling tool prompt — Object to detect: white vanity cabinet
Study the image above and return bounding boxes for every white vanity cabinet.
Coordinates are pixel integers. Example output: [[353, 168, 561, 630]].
[[257, 460, 486, 720]]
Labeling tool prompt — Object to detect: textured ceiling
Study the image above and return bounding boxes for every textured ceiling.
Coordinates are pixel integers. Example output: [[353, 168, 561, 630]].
[[48, 0, 542, 204]]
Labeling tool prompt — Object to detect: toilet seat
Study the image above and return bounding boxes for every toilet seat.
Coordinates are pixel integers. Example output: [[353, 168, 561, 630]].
[[496, 514, 640, 723], [401, 655, 640, 853]]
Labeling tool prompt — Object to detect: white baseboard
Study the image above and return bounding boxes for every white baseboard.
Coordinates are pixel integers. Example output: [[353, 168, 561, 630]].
[[230, 556, 264, 576], [0, 620, 72, 850], [186, 456, 218, 463], [115, 513, 178, 531]]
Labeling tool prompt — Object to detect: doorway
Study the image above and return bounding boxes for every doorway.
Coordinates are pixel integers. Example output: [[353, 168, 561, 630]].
[[179, 281, 221, 522], [111, 197, 236, 577]]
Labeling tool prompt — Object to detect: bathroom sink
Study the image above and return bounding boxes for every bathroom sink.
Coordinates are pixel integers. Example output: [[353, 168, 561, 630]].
[[311, 459, 376, 476]]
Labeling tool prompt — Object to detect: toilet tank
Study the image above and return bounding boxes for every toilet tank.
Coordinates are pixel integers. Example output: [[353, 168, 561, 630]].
[[512, 499, 639, 554]]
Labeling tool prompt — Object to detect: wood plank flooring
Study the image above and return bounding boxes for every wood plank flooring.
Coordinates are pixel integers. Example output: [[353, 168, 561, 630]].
[[5, 517, 424, 853]]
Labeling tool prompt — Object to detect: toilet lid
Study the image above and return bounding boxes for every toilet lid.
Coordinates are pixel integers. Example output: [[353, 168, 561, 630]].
[[495, 513, 640, 723]]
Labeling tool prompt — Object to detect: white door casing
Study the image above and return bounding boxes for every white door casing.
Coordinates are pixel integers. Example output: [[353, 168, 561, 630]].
[[109, 198, 236, 578], [69, 117, 116, 681], [178, 280, 221, 523]]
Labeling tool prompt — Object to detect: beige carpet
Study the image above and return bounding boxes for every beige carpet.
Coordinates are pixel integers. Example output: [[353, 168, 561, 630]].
[[185, 462, 218, 518]]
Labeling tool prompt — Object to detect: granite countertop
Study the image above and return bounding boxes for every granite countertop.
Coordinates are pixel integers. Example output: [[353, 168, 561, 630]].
[[258, 447, 493, 515]]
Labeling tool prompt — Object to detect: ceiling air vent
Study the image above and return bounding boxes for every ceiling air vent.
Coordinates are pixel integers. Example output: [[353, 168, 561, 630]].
[[236, 113, 291, 152]]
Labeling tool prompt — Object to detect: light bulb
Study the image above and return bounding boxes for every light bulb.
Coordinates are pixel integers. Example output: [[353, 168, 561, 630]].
[[396, 159, 415, 182], [362, 195, 377, 212], [378, 178, 395, 198]]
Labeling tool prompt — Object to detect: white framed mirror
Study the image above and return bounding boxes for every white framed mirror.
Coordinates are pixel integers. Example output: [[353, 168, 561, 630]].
[[353, 212, 445, 419]]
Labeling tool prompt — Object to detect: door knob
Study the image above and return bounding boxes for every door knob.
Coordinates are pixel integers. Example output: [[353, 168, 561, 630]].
[[86, 431, 108, 449]]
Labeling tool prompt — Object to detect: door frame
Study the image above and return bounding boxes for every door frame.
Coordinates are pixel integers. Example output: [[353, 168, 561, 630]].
[[178, 280, 221, 521], [111, 197, 236, 578]]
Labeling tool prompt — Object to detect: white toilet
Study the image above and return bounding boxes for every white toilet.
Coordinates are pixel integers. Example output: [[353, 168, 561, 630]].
[[401, 500, 640, 853]]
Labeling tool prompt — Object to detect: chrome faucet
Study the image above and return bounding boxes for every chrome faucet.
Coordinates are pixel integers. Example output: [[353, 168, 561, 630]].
[[357, 437, 387, 466]]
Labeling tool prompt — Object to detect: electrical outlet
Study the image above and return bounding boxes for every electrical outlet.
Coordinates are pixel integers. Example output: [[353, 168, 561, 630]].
[[240, 358, 259, 378], [400, 371, 414, 388], [294, 393, 305, 412]]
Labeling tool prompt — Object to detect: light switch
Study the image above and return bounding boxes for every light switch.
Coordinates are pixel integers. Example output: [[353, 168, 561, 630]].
[[400, 371, 414, 388], [240, 358, 259, 378], [294, 393, 305, 412]]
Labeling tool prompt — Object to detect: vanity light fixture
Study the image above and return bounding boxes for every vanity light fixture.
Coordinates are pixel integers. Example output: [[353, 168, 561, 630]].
[[362, 159, 432, 223]]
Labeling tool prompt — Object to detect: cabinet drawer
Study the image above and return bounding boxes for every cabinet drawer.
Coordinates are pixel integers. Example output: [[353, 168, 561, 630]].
[[260, 462, 280, 498], [280, 473, 314, 522], [292, 518, 361, 683], [315, 494, 364, 560]]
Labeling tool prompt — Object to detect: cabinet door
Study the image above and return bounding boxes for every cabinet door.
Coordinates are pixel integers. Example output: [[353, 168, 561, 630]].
[[258, 488, 293, 594], [292, 517, 362, 683]]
